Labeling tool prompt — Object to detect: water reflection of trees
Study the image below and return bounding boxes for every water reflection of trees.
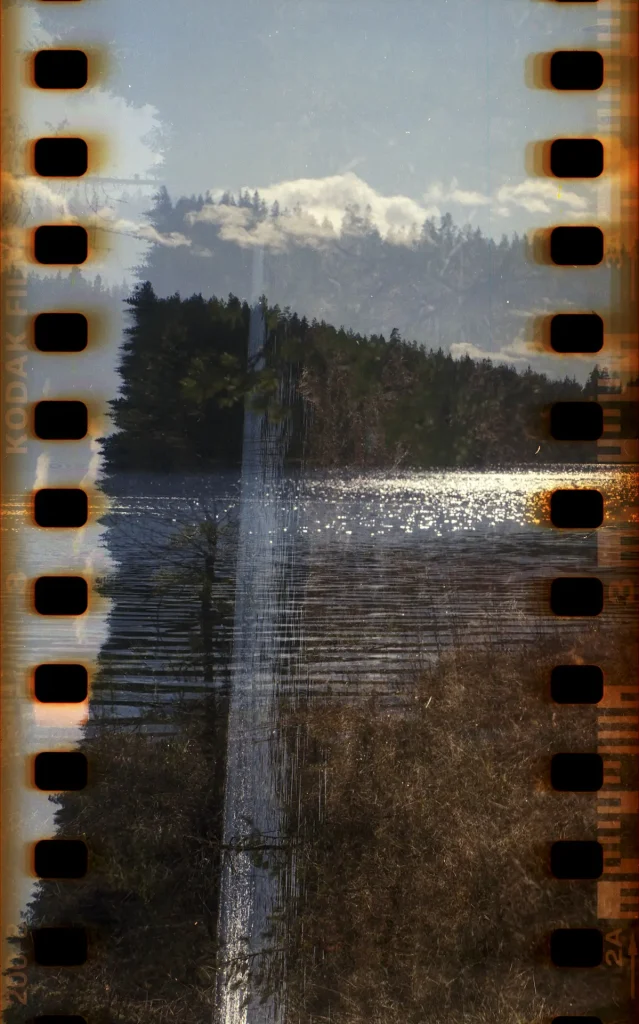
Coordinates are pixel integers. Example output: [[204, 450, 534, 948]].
[[92, 498, 238, 728]]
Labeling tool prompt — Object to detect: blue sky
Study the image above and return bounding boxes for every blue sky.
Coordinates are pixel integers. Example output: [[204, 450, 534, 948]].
[[28, 0, 607, 245]]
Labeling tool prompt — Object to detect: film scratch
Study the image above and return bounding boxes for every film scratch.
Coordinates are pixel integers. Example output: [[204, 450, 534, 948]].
[[1, 1, 637, 1022]]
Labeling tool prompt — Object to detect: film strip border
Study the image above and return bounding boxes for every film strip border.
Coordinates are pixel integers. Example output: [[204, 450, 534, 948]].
[[2, 7, 97, 1013], [539, 0, 639, 1014], [593, 0, 639, 1016], [542, 0, 639, 1011], [1, 2, 638, 1023]]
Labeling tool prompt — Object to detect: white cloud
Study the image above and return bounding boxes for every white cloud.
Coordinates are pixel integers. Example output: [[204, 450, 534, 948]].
[[424, 179, 490, 207], [1, 174, 189, 253], [188, 201, 337, 251], [450, 188, 492, 206], [258, 172, 439, 238], [190, 172, 441, 249], [451, 334, 550, 367], [2, 171, 73, 221], [188, 171, 596, 253], [105, 218, 192, 248], [427, 176, 590, 219], [450, 341, 530, 365], [495, 179, 588, 216]]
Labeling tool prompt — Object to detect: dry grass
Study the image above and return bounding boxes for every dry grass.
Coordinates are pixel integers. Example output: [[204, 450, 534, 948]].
[[6, 625, 636, 1024], [7, 695, 229, 1024], [272, 623, 636, 1024]]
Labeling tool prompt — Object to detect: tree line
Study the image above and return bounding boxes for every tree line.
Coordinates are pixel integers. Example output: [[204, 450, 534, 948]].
[[103, 281, 601, 474], [138, 187, 622, 361]]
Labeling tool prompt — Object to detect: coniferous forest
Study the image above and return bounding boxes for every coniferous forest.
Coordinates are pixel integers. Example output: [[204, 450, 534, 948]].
[[102, 281, 600, 475], [106, 188, 634, 472], [24, 191, 635, 473], [137, 187, 619, 358]]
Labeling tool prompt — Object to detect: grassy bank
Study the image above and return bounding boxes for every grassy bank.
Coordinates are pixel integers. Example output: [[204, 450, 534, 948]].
[[6, 693, 230, 1024], [268, 623, 635, 1024], [6, 624, 635, 1024]]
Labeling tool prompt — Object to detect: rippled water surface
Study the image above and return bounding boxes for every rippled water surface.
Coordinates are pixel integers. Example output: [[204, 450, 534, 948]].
[[5, 465, 631, 719], [55, 464, 623, 715]]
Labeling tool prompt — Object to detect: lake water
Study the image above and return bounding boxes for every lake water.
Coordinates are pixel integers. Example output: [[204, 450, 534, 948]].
[[87, 464, 629, 720]]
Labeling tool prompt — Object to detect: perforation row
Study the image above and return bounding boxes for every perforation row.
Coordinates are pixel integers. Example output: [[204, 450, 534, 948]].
[[32, 309, 607, 354], [31, 223, 609, 269], [28, 399, 609, 442]]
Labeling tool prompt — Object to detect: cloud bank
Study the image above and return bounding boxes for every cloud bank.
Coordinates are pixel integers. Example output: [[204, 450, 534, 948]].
[[188, 171, 595, 252]]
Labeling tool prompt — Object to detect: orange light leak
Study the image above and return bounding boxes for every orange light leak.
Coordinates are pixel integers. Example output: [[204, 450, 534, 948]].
[[595, 3, 639, 1020]]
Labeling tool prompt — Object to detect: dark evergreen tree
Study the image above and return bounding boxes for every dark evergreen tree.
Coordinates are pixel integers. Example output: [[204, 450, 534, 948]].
[[102, 285, 597, 475]]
